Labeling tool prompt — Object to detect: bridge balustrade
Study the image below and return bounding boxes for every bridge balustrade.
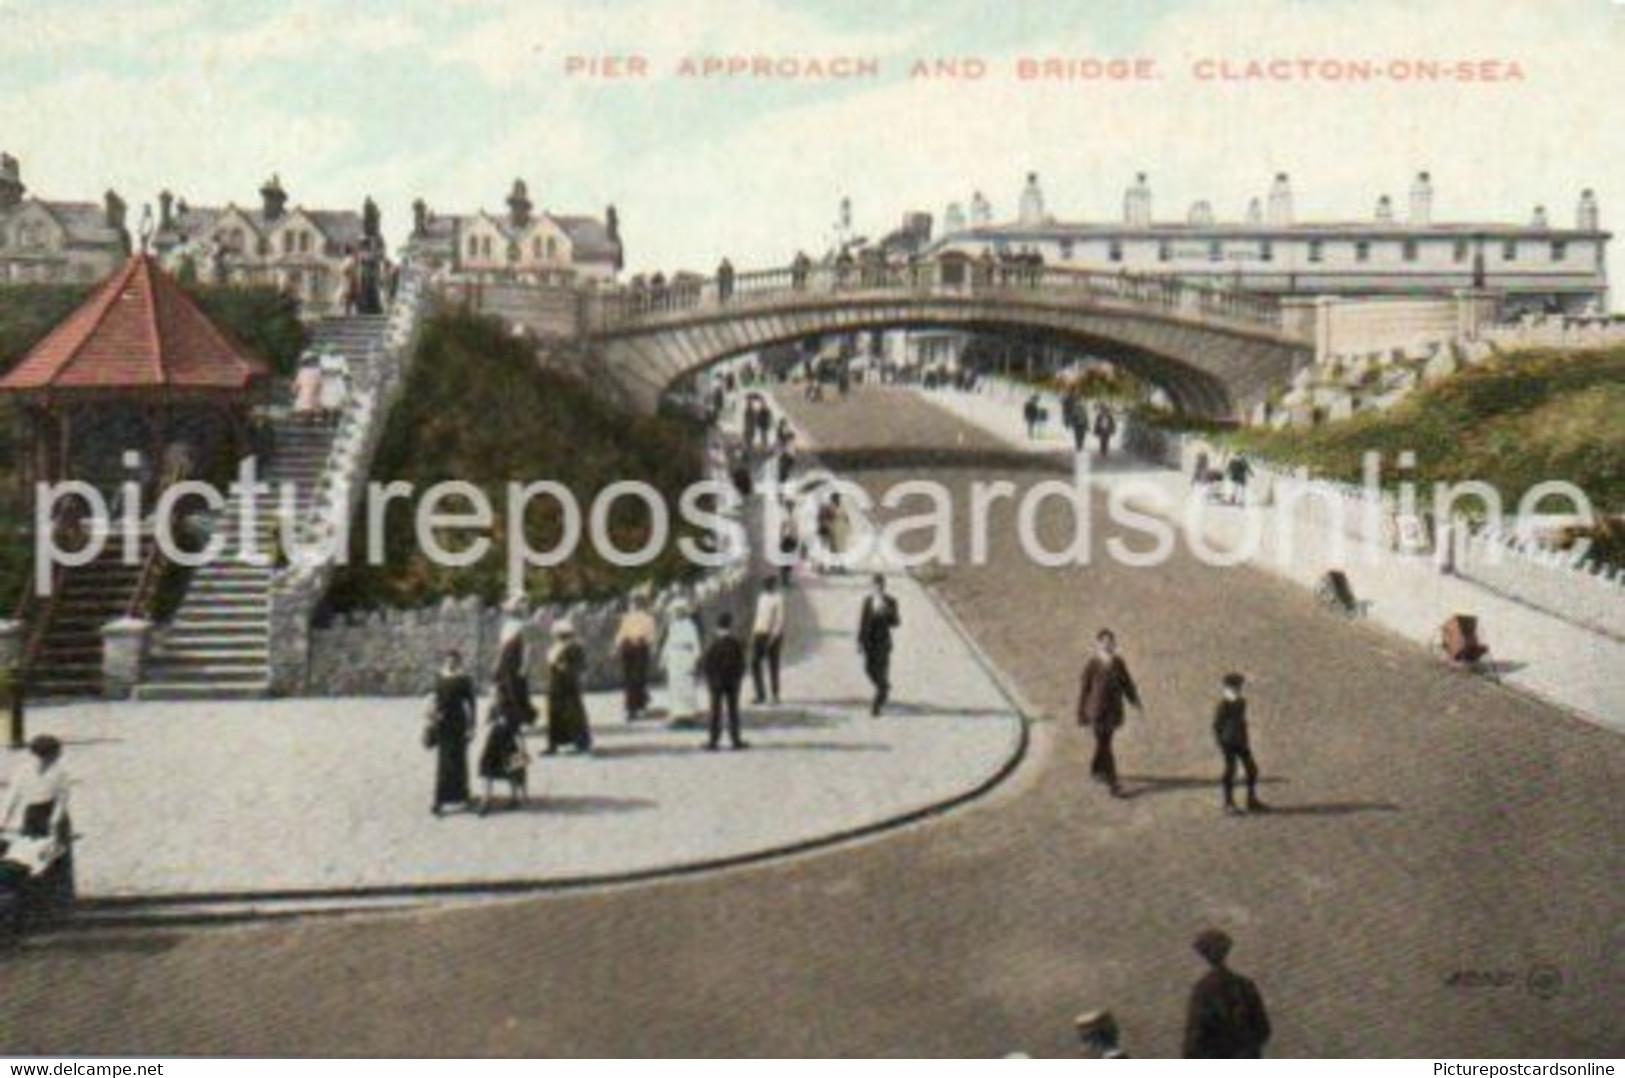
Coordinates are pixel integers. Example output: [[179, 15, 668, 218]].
[[587, 260, 1287, 337]]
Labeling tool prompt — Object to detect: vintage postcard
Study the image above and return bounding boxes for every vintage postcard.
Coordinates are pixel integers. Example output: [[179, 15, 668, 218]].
[[0, 0, 1620, 1064]]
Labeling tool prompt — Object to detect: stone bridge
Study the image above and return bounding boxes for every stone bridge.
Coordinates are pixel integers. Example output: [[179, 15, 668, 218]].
[[577, 261, 1318, 417]]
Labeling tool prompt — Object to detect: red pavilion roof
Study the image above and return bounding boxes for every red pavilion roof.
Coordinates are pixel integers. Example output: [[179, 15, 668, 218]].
[[0, 255, 268, 400]]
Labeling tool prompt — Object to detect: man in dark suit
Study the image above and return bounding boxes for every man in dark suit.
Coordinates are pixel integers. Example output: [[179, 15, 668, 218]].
[[702, 612, 749, 750], [1213, 672, 1267, 815], [1076, 628, 1142, 797], [1183, 929, 1272, 1058], [857, 574, 901, 717], [1093, 405, 1118, 458]]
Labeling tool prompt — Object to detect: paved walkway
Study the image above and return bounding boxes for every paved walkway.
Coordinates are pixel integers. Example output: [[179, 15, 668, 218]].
[[1, 387, 1619, 1057], [10, 537, 1020, 902], [920, 383, 1625, 732]]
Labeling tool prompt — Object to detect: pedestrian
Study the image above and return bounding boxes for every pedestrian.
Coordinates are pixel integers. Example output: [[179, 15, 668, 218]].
[[1093, 404, 1118, 458], [1076, 629, 1143, 797], [754, 401, 773, 446], [659, 597, 704, 725], [1226, 454, 1254, 506], [293, 353, 323, 426], [857, 573, 900, 717], [702, 612, 748, 750], [1183, 929, 1272, 1058], [1075, 1010, 1130, 1059], [818, 492, 851, 574], [476, 705, 528, 815], [1024, 395, 1042, 439], [777, 504, 801, 587], [1, 735, 71, 846], [1066, 396, 1087, 453], [614, 594, 656, 720], [318, 350, 350, 426], [1213, 673, 1267, 815], [776, 447, 796, 486], [493, 606, 538, 729], [427, 650, 476, 816], [1191, 449, 1211, 494], [544, 620, 593, 754], [0, 735, 75, 927], [751, 575, 786, 705]]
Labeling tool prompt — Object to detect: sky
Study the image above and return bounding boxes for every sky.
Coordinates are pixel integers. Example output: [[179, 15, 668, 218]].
[[1, 0, 1620, 300]]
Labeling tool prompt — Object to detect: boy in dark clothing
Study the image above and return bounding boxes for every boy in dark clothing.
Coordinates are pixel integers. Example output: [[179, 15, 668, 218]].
[[702, 613, 749, 750], [1213, 672, 1266, 815]]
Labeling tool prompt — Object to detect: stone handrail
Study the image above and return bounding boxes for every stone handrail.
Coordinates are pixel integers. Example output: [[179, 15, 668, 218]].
[[586, 260, 1292, 339], [267, 262, 432, 694]]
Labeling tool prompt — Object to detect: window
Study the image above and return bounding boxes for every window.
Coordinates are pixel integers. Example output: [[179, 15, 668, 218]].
[[1402, 240, 1418, 263], [533, 237, 543, 259], [1453, 240, 1469, 263], [1502, 240, 1518, 261], [1259, 241, 1274, 263], [1157, 241, 1172, 263], [1550, 241, 1567, 262], [1207, 240, 1222, 262], [1108, 239, 1123, 263], [1355, 240, 1370, 263], [1307, 240, 1323, 263], [468, 236, 479, 258], [481, 236, 493, 258], [1059, 239, 1075, 260], [546, 237, 558, 260], [299, 232, 312, 254], [283, 231, 295, 255]]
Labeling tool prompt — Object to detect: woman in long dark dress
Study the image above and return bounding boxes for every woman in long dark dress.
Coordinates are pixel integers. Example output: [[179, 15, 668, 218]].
[[430, 650, 476, 816], [545, 620, 592, 754], [493, 617, 538, 728]]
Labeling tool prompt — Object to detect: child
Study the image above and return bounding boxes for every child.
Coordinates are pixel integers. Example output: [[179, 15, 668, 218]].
[[1213, 673, 1267, 816], [477, 709, 529, 815]]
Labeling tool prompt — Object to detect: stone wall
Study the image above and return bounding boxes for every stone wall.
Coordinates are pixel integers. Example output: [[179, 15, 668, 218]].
[[1453, 526, 1625, 642], [305, 557, 754, 698]]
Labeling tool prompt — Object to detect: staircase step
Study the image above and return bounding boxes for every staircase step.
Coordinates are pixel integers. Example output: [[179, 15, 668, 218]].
[[135, 681, 269, 702]]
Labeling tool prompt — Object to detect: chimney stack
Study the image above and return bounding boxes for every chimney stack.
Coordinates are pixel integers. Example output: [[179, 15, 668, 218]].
[[158, 189, 175, 230], [1408, 171, 1433, 225], [507, 179, 533, 229], [411, 198, 428, 236], [1266, 172, 1293, 226], [260, 174, 288, 221], [1577, 189, 1599, 231], [103, 189, 127, 231], [0, 152, 24, 210]]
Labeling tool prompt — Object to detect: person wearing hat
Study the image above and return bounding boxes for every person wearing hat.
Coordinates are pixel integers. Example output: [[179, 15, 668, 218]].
[[428, 650, 477, 817], [1, 735, 70, 844], [544, 620, 592, 754], [614, 594, 657, 721], [701, 612, 749, 750], [1076, 629, 1143, 797], [659, 596, 704, 724], [1183, 929, 1272, 1058], [1074, 1010, 1129, 1058], [493, 600, 538, 729], [1213, 673, 1266, 815]]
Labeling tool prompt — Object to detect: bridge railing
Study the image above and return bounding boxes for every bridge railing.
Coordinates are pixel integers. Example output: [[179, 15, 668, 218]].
[[584, 260, 1289, 336]]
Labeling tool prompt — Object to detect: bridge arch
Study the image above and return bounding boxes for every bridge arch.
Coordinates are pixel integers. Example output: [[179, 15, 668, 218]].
[[582, 262, 1314, 418]]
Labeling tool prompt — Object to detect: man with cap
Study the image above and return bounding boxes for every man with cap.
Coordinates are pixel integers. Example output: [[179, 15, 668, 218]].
[[1213, 672, 1267, 815], [1076, 629, 1142, 797], [1183, 929, 1272, 1058]]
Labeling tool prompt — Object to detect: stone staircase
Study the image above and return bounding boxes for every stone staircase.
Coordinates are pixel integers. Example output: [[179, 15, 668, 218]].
[[26, 532, 152, 699], [136, 313, 390, 700]]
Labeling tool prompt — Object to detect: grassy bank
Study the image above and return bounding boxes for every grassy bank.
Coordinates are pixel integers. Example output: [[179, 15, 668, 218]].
[[324, 312, 706, 612], [1222, 347, 1625, 514]]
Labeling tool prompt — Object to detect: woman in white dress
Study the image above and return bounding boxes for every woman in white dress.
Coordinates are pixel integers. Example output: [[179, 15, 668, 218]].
[[317, 351, 350, 425], [292, 354, 323, 425], [658, 597, 703, 724]]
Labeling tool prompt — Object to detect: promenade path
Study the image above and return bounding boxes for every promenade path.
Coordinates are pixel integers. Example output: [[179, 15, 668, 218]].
[[0, 387, 1618, 1057], [920, 381, 1625, 731]]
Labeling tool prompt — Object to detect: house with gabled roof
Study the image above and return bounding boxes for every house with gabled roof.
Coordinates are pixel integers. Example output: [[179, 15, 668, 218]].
[[0, 152, 131, 285], [404, 178, 622, 286], [150, 174, 379, 318]]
